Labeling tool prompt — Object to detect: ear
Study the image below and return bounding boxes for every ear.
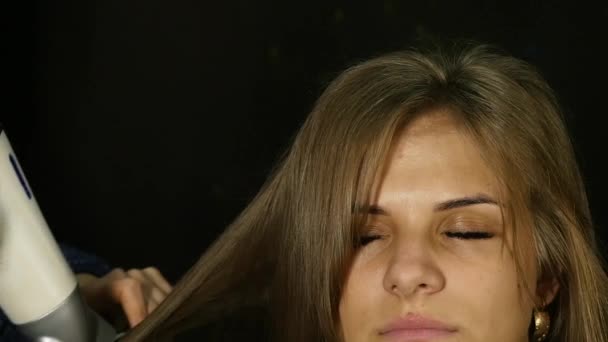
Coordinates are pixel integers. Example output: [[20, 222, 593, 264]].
[[536, 276, 560, 307]]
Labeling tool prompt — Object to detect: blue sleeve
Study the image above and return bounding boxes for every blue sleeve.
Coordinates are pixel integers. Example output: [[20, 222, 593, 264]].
[[0, 244, 113, 341], [58, 243, 113, 278]]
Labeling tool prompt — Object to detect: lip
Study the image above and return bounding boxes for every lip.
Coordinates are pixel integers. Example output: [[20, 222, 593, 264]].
[[379, 314, 457, 341]]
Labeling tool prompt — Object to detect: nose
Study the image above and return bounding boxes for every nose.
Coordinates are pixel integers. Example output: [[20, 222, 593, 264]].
[[382, 239, 446, 299]]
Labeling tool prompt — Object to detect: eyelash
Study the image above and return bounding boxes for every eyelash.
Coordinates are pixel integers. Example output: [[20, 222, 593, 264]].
[[358, 231, 494, 246], [445, 231, 494, 239], [359, 235, 382, 246]]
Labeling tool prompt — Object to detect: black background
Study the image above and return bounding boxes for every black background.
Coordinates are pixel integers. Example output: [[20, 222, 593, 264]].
[[4, 1, 608, 283]]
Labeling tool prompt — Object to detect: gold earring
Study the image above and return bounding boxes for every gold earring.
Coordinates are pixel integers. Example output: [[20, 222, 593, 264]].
[[533, 308, 550, 342]]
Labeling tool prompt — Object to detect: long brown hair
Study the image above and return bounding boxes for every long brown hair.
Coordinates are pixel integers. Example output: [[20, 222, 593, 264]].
[[123, 43, 608, 341]]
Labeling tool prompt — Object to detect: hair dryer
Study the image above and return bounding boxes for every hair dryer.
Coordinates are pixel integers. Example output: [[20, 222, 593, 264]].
[[0, 124, 118, 341]]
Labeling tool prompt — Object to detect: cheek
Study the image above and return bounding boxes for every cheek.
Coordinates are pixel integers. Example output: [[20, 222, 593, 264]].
[[447, 252, 535, 340], [339, 257, 385, 341]]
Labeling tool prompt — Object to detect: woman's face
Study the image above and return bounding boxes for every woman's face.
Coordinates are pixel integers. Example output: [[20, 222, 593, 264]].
[[339, 109, 555, 342]]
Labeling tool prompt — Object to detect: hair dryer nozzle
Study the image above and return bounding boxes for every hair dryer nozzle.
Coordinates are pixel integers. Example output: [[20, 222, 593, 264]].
[[0, 127, 118, 341]]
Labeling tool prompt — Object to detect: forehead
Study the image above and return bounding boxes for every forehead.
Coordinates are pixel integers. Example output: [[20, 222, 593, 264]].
[[379, 109, 500, 201]]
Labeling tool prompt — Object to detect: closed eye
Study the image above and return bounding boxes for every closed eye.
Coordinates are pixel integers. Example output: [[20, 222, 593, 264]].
[[445, 231, 494, 239], [359, 235, 382, 246], [358, 231, 493, 248]]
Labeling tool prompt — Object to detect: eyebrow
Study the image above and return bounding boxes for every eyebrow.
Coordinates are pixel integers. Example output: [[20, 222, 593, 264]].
[[363, 193, 499, 215], [433, 194, 499, 211]]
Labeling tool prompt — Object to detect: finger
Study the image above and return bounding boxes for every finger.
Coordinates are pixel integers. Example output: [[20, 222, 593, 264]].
[[142, 267, 173, 294], [105, 268, 127, 281], [126, 268, 148, 284], [126, 269, 157, 296], [146, 297, 161, 314], [126, 268, 157, 296], [126, 269, 168, 304], [149, 286, 168, 305], [110, 278, 147, 327]]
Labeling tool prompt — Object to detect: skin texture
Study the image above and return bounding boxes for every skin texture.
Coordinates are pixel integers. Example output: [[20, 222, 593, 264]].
[[339, 109, 558, 342], [77, 266, 173, 330]]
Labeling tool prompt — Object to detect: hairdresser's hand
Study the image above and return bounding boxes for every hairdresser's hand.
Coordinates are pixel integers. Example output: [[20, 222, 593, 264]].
[[76, 267, 173, 329]]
